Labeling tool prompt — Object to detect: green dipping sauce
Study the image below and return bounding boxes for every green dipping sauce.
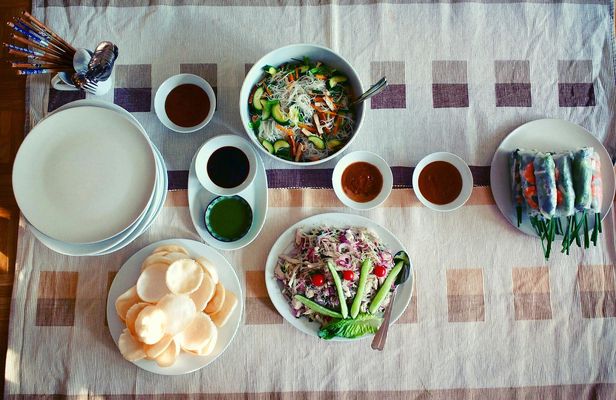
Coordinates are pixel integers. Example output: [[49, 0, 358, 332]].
[[205, 196, 253, 242]]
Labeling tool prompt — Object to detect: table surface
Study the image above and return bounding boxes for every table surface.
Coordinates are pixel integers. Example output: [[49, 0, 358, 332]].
[[2, 1, 616, 398], [0, 0, 30, 395]]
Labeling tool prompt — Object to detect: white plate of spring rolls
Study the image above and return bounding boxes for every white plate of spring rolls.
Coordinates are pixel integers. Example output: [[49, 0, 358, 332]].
[[490, 118, 615, 238]]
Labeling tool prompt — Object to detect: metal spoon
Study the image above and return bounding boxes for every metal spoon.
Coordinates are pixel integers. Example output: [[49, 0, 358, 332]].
[[85, 41, 118, 82], [371, 250, 411, 351], [351, 77, 387, 106]]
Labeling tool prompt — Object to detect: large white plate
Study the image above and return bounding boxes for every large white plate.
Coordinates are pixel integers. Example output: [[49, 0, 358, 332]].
[[13, 106, 157, 244], [188, 137, 268, 251], [27, 100, 167, 256], [265, 213, 414, 341], [106, 239, 243, 375], [490, 119, 615, 236]]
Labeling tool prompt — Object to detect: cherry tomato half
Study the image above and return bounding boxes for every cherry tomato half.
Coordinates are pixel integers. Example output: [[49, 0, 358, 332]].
[[374, 266, 387, 278], [311, 274, 325, 286], [342, 270, 355, 281]]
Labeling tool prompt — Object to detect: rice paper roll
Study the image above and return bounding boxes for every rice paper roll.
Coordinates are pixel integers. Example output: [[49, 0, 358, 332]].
[[572, 147, 593, 211], [553, 152, 575, 217], [509, 150, 525, 224], [533, 152, 557, 219], [590, 150, 602, 212], [518, 150, 540, 215]]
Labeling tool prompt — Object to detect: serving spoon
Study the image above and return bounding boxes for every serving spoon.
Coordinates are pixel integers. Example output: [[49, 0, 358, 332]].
[[371, 250, 411, 351], [351, 77, 387, 106]]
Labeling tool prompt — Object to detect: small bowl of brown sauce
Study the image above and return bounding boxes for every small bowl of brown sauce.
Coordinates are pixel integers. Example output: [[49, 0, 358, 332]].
[[332, 151, 393, 210], [154, 73, 216, 133], [412, 152, 473, 212]]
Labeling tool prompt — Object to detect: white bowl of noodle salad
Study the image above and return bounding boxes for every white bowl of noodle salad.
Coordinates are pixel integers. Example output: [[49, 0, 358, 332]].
[[240, 44, 365, 165]]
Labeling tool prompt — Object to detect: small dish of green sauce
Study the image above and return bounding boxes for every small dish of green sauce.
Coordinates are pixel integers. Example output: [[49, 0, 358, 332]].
[[204, 195, 253, 242]]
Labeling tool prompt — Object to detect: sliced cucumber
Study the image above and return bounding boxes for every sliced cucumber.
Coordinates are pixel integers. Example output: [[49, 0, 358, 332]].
[[261, 140, 274, 154], [263, 65, 277, 75], [294, 295, 343, 319], [273, 139, 290, 153], [327, 139, 342, 151], [276, 147, 292, 161], [328, 75, 347, 88], [261, 100, 272, 120], [299, 65, 309, 73], [288, 106, 300, 125], [272, 102, 290, 125], [252, 87, 264, 111], [308, 136, 325, 150], [327, 261, 348, 319]]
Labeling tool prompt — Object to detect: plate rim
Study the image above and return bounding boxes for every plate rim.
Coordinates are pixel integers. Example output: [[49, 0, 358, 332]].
[[264, 212, 414, 341], [105, 238, 243, 375], [489, 118, 616, 237]]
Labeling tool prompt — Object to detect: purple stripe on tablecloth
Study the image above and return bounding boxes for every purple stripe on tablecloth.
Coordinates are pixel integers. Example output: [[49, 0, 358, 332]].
[[168, 170, 189, 190], [558, 83, 596, 107], [266, 166, 491, 189], [167, 167, 490, 190]]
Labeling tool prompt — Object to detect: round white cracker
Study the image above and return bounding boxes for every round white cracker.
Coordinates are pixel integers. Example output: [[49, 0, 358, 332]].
[[143, 334, 173, 359], [136, 263, 170, 302], [134, 305, 167, 345], [190, 273, 215, 311], [185, 327, 218, 357], [125, 302, 149, 336], [153, 245, 189, 256], [166, 259, 204, 295], [157, 293, 197, 335], [196, 257, 219, 285], [155, 338, 179, 368], [180, 313, 216, 352], [115, 286, 140, 321], [118, 329, 146, 362], [204, 282, 225, 314], [210, 290, 238, 328]]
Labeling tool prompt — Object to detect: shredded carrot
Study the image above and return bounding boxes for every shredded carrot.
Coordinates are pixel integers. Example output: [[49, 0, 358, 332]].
[[315, 74, 327, 80], [295, 67, 299, 80], [288, 73, 295, 82], [276, 124, 294, 136], [332, 116, 341, 135], [298, 123, 316, 132], [265, 86, 272, 96], [310, 104, 329, 114]]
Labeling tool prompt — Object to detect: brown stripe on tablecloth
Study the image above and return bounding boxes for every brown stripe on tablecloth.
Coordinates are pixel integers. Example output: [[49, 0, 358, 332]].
[[36, 271, 79, 327], [165, 190, 189, 207], [446, 268, 485, 322], [512, 267, 553, 320], [244, 271, 283, 324], [495, 60, 531, 83], [397, 279, 417, 323], [577, 265, 616, 318], [105, 271, 118, 326], [180, 63, 217, 86], [7, 383, 616, 398], [34, 0, 612, 6]]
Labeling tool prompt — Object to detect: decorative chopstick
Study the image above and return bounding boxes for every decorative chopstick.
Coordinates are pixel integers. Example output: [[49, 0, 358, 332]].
[[3, 43, 65, 61], [9, 33, 66, 58], [17, 67, 72, 75], [21, 11, 76, 53], [7, 49, 72, 65], [8, 20, 71, 56]]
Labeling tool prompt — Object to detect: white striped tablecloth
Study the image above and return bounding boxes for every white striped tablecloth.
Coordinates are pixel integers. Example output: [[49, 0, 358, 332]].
[[5, 1, 616, 398]]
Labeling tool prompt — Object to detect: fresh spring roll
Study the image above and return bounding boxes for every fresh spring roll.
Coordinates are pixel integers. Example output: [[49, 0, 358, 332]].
[[590, 150, 602, 212], [572, 147, 593, 211], [553, 152, 575, 217], [533, 152, 557, 219], [509, 150, 524, 225], [518, 150, 540, 216]]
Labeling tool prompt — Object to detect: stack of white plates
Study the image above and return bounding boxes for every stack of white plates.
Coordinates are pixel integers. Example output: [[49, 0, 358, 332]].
[[12, 100, 168, 256]]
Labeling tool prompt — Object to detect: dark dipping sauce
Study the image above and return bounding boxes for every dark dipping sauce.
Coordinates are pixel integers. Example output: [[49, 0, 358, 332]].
[[165, 84, 210, 128], [207, 146, 249, 189], [418, 161, 462, 205], [341, 162, 383, 203]]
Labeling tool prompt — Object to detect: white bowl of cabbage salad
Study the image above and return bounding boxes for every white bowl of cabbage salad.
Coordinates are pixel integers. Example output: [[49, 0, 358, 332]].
[[240, 44, 365, 166]]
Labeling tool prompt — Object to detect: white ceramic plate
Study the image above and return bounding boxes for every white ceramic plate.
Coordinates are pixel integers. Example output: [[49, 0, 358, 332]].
[[106, 239, 243, 375], [188, 136, 268, 251], [13, 106, 157, 244], [26, 100, 167, 256], [490, 118, 615, 236], [265, 213, 414, 341]]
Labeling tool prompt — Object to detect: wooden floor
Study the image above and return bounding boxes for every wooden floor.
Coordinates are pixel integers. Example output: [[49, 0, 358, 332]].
[[0, 0, 30, 393]]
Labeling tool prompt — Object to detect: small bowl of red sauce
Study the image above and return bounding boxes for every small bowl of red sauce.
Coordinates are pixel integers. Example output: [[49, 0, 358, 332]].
[[154, 73, 216, 133], [332, 151, 393, 210], [412, 152, 473, 212]]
